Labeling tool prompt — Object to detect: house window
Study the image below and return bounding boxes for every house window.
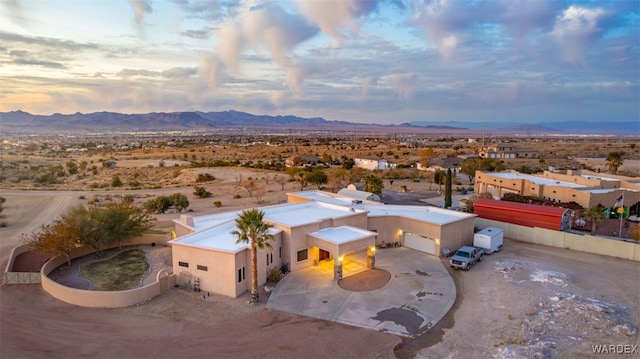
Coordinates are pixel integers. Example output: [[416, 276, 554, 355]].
[[242, 267, 246, 280], [178, 261, 189, 268], [270, 253, 273, 264], [297, 249, 308, 262], [197, 265, 207, 271], [279, 246, 282, 259], [238, 269, 242, 282]]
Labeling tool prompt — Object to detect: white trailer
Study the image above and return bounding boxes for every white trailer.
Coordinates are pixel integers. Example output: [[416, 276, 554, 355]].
[[473, 227, 504, 254]]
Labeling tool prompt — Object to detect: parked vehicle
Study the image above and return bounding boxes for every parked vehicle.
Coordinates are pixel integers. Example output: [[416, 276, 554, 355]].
[[449, 245, 484, 271], [473, 227, 504, 254]]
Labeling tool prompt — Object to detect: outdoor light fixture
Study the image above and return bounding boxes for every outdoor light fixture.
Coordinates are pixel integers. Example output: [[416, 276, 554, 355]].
[[371, 246, 376, 253], [338, 256, 344, 262]]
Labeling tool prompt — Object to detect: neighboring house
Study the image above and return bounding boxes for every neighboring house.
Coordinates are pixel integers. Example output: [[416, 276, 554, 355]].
[[479, 143, 537, 159], [474, 169, 640, 212], [416, 157, 461, 171], [285, 154, 322, 167], [171, 190, 476, 298], [354, 156, 396, 170], [338, 188, 380, 202]]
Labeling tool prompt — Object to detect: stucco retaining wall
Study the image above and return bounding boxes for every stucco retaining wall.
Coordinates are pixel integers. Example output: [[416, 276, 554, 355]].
[[475, 218, 640, 262], [39, 233, 176, 308]]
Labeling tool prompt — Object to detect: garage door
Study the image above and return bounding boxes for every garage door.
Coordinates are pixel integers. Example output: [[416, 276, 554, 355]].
[[404, 233, 436, 255]]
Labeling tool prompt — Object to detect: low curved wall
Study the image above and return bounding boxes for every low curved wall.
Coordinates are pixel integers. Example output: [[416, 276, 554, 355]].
[[40, 234, 176, 308]]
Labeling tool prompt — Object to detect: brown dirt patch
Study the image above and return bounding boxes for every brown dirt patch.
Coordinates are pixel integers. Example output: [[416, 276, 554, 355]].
[[11, 250, 52, 272], [338, 268, 391, 291]]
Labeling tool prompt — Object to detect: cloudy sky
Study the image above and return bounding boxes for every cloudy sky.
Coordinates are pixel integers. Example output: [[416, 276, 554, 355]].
[[1, 0, 638, 125]]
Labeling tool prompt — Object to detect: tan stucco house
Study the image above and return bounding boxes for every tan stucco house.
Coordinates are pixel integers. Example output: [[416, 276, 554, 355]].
[[474, 169, 640, 211], [170, 190, 476, 298]]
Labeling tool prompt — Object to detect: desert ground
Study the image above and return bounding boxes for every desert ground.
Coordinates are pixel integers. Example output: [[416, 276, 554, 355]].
[[1, 138, 639, 358], [1, 161, 639, 358]]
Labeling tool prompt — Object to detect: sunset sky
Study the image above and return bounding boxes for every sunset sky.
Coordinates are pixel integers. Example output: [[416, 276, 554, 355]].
[[1, 0, 638, 124]]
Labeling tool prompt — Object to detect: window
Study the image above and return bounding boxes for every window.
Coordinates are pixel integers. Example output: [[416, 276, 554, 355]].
[[270, 253, 273, 263], [237, 267, 246, 282], [297, 249, 308, 262], [197, 265, 207, 271], [178, 261, 189, 268], [279, 246, 282, 259]]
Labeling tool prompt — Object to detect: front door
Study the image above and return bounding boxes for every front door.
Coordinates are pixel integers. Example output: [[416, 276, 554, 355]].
[[319, 249, 331, 261]]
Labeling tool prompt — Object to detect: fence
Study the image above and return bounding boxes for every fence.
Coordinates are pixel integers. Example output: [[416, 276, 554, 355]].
[[4, 244, 42, 284], [475, 218, 640, 262]]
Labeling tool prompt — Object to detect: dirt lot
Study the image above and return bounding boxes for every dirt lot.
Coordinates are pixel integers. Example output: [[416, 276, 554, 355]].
[[409, 241, 640, 358], [1, 166, 639, 358]]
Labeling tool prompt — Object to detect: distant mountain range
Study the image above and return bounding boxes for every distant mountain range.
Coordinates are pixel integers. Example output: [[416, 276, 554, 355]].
[[0, 110, 637, 135], [409, 120, 639, 134], [0, 110, 463, 134]]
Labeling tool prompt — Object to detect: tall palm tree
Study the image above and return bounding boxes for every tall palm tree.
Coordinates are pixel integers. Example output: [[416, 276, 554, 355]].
[[583, 206, 606, 235], [232, 208, 274, 304], [605, 152, 624, 174]]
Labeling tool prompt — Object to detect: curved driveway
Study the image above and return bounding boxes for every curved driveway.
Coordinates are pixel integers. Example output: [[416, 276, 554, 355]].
[[266, 247, 455, 338]]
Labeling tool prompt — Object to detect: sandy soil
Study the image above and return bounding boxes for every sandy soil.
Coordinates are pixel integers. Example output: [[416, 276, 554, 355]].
[[404, 241, 640, 358], [1, 167, 639, 358], [573, 157, 640, 174], [0, 168, 404, 358]]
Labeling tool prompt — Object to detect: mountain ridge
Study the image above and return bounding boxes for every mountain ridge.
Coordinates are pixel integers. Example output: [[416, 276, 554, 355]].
[[1, 110, 637, 135]]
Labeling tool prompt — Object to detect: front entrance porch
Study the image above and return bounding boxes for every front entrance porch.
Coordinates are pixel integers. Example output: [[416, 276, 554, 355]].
[[313, 250, 369, 278]]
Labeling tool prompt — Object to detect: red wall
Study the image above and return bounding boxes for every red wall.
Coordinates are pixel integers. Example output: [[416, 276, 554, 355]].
[[474, 200, 563, 231]]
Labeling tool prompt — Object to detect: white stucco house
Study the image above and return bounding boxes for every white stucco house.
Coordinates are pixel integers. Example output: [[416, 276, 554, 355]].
[[170, 190, 475, 298], [354, 156, 396, 170]]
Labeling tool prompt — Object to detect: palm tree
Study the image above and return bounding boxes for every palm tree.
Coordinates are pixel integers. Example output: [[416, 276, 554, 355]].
[[583, 205, 606, 235], [605, 152, 624, 174], [232, 208, 274, 304]]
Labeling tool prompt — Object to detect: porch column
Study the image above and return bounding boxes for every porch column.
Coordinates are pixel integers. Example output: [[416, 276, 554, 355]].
[[334, 256, 343, 280], [366, 246, 376, 269]]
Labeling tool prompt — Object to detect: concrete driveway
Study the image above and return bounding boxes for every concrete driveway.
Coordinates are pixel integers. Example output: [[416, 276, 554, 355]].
[[266, 247, 455, 338]]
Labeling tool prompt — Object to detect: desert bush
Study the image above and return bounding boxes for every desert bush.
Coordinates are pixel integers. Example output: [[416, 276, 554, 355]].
[[111, 175, 123, 187], [196, 173, 216, 182], [193, 185, 211, 198], [502, 192, 525, 203], [267, 267, 283, 283], [213, 201, 222, 208]]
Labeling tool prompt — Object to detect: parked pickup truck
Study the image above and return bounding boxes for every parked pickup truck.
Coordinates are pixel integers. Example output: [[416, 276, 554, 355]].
[[449, 246, 484, 271]]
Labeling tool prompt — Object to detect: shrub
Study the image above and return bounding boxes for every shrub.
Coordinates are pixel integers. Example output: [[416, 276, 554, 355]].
[[196, 173, 216, 182], [193, 185, 211, 198], [267, 267, 283, 283], [111, 175, 123, 187], [233, 194, 241, 199], [213, 201, 222, 208]]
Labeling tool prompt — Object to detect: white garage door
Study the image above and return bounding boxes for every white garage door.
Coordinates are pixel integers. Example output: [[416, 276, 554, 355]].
[[404, 233, 436, 255]]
